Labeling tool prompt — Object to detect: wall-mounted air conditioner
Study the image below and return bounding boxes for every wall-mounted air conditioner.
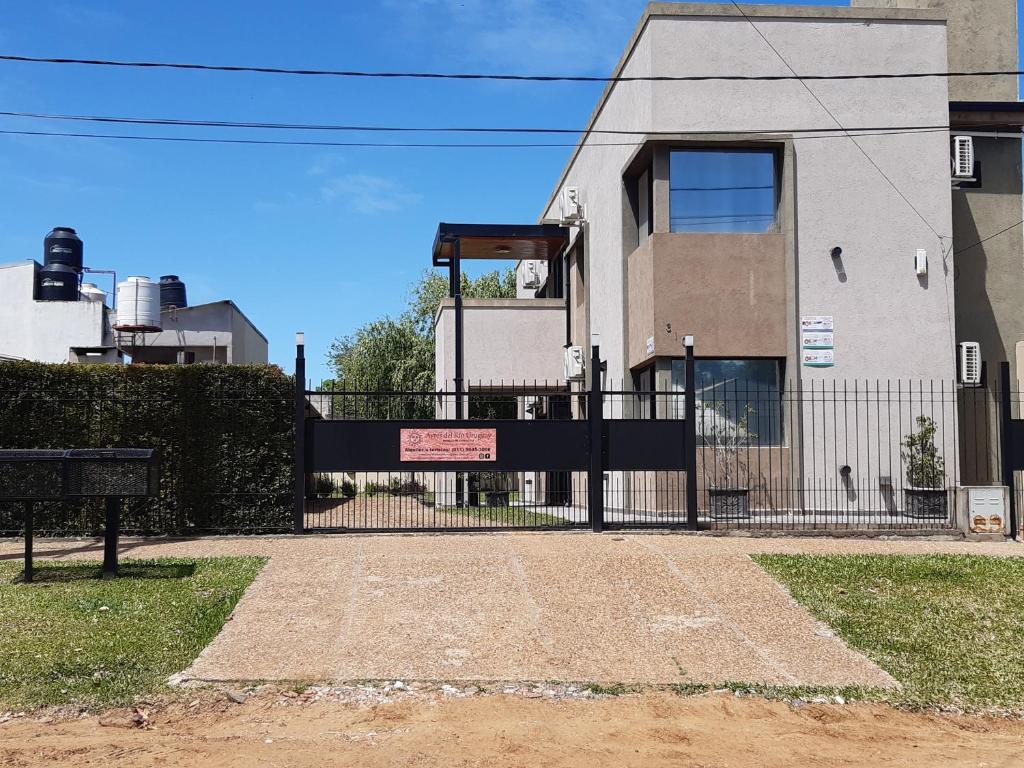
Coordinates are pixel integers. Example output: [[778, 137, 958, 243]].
[[959, 341, 982, 387], [564, 345, 585, 380], [522, 260, 542, 289], [560, 186, 585, 223], [952, 136, 975, 181]]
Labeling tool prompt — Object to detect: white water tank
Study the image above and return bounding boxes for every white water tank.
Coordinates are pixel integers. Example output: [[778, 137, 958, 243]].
[[79, 282, 106, 303], [114, 276, 161, 330]]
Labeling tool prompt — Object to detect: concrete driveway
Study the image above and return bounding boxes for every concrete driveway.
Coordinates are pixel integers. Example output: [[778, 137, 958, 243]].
[[3, 533, 1018, 687]]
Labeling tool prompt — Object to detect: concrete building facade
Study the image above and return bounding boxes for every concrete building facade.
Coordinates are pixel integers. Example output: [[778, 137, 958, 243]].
[[127, 301, 268, 365], [0, 261, 120, 364], [432, 1, 1023, 517]]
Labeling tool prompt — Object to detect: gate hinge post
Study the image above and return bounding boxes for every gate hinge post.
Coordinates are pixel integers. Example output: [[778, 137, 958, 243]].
[[589, 344, 605, 533], [294, 333, 307, 535], [684, 336, 698, 531]]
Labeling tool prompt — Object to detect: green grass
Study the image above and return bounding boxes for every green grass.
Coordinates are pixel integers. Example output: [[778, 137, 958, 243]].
[[755, 554, 1024, 712], [0, 556, 265, 710], [442, 505, 574, 527], [583, 682, 631, 696]]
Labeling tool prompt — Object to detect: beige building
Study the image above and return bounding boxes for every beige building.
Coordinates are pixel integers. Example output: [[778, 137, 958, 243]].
[[430, 1, 1022, 516]]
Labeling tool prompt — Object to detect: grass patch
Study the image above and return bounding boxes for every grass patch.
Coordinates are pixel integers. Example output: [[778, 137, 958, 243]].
[[583, 682, 631, 696], [0, 556, 265, 710], [441, 505, 574, 527], [755, 553, 1024, 711]]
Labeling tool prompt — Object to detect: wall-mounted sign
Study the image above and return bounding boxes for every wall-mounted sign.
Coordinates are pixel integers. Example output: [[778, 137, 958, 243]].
[[801, 315, 834, 332], [801, 331, 834, 350], [400, 428, 496, 462], [646, 336, 655, 355], [802, 349, 835, 368]]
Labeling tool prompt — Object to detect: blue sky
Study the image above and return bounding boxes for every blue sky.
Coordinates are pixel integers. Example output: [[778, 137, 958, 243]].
[[0, 0, 1012, 381]]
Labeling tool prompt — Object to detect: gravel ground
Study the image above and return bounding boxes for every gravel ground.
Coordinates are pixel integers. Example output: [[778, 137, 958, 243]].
[[2, 533, 1019, 688]]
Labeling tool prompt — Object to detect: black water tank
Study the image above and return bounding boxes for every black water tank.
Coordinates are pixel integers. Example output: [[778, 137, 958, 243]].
[[43, 227, 83, 271], [38, 263, 80, 301], [159, 275, 187, 309]]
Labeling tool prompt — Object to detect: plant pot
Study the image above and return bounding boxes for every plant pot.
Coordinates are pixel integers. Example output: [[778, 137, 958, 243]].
[[709, 487, 750, 519], [904, 487, 948, 520]]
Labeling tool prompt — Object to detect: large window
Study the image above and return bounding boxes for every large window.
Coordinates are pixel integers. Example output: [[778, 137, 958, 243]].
[[670, 149, 777, 233], [670, 358, 783, 445]]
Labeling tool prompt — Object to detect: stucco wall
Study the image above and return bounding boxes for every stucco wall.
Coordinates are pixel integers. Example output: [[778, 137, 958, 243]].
[[434, 298, 567, 388], [852, 0, 1019, 101], [628, 232, 788, 367], [141, 302, 268, 364], [0, 261, 112, 363], [545, 7, 955, 384]]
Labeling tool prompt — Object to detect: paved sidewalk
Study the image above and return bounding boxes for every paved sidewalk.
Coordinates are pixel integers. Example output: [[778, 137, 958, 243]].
[[2, 534, 1019, 687]]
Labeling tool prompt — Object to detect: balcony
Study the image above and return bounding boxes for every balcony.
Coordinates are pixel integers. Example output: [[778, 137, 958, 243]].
[[626, 232, 788, 367]]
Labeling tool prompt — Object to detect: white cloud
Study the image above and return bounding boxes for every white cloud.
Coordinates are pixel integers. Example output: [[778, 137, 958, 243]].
[[306, 153, 347, 177], [53, 4, 128, 29], [383, 0, 639, 76], [319, 173, 422, 214]]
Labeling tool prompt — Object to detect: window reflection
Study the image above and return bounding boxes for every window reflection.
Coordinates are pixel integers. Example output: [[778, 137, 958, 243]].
[[670, 358, 783, 445], [670, 150, 777, 233]]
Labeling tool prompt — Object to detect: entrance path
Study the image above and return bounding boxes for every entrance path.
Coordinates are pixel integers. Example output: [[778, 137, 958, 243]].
[[2, 534, 1020, 687]]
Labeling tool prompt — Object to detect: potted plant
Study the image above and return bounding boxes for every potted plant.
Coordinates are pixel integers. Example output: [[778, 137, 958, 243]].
[[902, 415, 948, 519], [701, 402, 756, 519]]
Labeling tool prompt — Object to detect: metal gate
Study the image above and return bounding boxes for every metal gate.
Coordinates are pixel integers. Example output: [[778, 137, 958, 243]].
[[295, 344, 696, 533]]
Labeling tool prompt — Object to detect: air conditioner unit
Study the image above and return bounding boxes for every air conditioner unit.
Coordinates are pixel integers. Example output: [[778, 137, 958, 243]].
[[952, 136, 975, 180], [564, 345, 585, 380], [522, 260, 542, 289], [959, 341, 981, 387], [560, 186, 584, 222]]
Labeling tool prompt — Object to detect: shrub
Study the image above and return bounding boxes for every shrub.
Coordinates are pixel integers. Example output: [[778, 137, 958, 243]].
[[340, 480, 357, 499], [902, 415, 945, 489], [0, 361, 293, 535], [313, 474, 337, 497], [364, 482, 382, 497], [388, 477, 426, 496]]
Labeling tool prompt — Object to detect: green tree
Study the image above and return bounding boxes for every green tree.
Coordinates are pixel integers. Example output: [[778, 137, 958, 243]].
[[408, 268, 517, 337], [329, 267, 517, 392]]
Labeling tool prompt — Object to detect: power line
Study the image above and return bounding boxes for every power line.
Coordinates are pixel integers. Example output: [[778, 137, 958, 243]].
[[0, 109, 968, 137], [2, 53, 1024, 83], [0, 125, 958, 149], [954, 219, 1024, 255], [728, 1, 946, 243]]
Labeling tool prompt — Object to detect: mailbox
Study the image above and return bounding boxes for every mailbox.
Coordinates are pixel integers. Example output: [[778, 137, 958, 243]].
[[1, 448, 159, 583], [0, 450, 67, 501], [64, 449, 159, 498]]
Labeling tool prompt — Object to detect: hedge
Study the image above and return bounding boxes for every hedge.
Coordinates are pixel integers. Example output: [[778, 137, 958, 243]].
[[0, 362, 293, 535]]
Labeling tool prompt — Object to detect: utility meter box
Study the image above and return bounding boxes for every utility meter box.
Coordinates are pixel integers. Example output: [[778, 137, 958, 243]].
[[957, 486, 1008, 536]]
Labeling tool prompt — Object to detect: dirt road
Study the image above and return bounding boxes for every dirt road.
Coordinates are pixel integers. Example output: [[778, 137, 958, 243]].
[[2, 692, 1022, 768]]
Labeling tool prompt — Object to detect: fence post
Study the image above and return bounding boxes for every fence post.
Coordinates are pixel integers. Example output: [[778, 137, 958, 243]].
[[293, 333, 306, 535], [999, 362, 1019, 540], [589, 344, 604, 533], [684, 336, 698, 531]]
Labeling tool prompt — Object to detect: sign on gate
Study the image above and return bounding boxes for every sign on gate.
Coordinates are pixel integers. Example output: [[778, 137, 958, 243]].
[[399, 428, 497, 462]]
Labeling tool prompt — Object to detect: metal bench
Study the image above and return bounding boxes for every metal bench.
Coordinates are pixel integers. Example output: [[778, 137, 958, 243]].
[[0, 449, 159, 582]]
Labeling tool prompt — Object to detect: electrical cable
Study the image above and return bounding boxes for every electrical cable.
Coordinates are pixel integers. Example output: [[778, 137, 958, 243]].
[[2, 53, 1023, 84], [0, 125, 959, 149], [0, 109, 971, 137]]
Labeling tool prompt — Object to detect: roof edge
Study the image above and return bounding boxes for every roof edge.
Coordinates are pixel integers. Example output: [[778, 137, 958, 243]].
[[539, 1, 948, 219]]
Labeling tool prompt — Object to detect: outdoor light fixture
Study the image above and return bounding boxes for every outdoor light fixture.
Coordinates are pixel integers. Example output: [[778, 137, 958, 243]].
[[494, 245, 512, 255], [296, 332, 305, 347], [830, 246, 843, 259], [683, 335, 694, 349]]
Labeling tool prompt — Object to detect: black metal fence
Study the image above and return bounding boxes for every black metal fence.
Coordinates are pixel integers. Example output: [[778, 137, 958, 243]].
[[302, 375, 1019, 534]]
